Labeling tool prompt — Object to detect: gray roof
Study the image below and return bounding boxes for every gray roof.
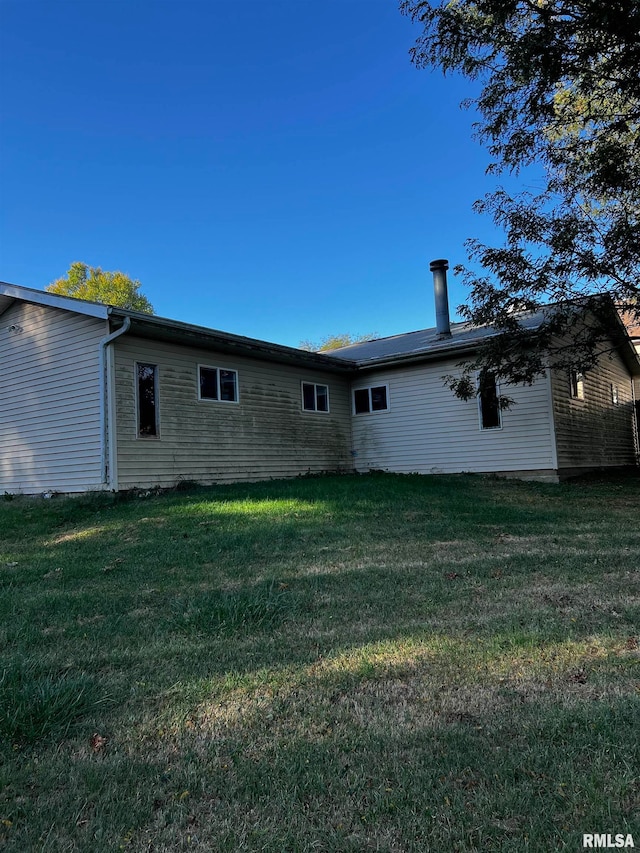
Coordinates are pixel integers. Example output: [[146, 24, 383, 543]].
[[327, 314, 545, 367]]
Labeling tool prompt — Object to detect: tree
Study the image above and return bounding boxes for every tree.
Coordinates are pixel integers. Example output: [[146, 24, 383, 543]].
[[46, 262, 154, 313], [401, 0, 640, 397], [299, 332, 377, 352]]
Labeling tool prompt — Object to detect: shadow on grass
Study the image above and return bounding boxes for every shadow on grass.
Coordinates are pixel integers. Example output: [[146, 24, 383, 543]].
[[0, 473, 638, 742], [1, 554, 637, 714], [1, 475, 639, 850], [174, 694, 638, 851], [3, 687, 636, 851]]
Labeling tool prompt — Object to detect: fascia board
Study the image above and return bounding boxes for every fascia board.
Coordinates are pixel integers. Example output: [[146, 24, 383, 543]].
[[0, 282, 110, 320]]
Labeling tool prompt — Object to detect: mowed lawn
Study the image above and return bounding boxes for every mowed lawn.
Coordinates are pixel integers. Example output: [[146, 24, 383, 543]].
[[0, 472, 638, 852]]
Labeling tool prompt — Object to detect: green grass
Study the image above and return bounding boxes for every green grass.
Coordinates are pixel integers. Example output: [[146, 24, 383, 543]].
[[0, 472, 638, 851]]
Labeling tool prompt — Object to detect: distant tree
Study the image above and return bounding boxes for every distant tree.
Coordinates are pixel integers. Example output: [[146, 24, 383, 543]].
[[299, 332, 376, 352], [401, 0, 640, 397], [46, 262, 153, 313]]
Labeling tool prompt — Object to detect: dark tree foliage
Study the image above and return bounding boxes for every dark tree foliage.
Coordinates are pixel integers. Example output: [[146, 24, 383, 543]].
[[401, 0, 640, 397]]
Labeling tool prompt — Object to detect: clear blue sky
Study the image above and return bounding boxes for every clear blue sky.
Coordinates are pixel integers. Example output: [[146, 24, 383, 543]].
[[1, 0, 518, 347]]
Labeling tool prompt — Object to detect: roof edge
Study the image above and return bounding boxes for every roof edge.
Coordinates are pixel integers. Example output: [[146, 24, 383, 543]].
[[0, 282, 110, 320], [108, 309, 358, 372], [349, 340, 482, 371]]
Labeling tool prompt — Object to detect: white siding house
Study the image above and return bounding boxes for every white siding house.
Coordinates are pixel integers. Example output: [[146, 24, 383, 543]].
[[0, 291, 109, 493], [0, 283, 355, 494], [331, 308, 639, 481], [347, 360, 557, 479], [1, 281, 638, 493]]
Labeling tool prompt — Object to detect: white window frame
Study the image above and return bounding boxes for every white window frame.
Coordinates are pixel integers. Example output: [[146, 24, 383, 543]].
[[198, 364, 239, 404], [477, 371, 502, 431], [301, 381, 330, 414], [569, 369, 585, 400], [352, 383, 390, 415], [135, 362, 160, 439]]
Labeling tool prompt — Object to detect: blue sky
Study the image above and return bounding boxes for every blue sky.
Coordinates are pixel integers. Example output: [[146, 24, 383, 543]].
[[1, 0, 518, 347]]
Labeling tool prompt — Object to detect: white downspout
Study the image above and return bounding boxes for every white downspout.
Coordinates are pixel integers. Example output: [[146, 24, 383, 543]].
[[545, 367, 559, 476], [632, 378, 639, 463], [99, 317, 131, 486]]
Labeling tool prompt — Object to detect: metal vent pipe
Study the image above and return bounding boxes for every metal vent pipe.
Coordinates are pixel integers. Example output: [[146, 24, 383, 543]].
[[430, 258, 451, 338]]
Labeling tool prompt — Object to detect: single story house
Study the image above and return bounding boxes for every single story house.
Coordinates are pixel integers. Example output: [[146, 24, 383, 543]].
[[1, 268, 639, 493]]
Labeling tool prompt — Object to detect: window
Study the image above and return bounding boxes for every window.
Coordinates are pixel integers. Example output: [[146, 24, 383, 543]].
[[199, 366, 238, 403], [136, 363, 158, 437], [570, 369, 585, 399], [478, 370, 501, 430], [353, 384, 389, 414], [302, 382, 329, 412]]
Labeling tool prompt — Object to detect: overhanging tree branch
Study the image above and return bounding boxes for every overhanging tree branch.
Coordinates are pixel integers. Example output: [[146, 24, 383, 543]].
[[401, 0, 640, 397]]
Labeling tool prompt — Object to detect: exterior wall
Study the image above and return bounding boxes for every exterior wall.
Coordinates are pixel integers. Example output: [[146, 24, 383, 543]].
[[551, 349, 637, 471], [350, 359, 557, 476], [0, 302, 106, 493], [113, 336, 353, 489], [633, 343, 640, 455]]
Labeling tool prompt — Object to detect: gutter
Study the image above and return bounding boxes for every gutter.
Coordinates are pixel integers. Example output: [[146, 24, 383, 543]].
[[98, 316, 131, 485], [109, 308, 357, 374]]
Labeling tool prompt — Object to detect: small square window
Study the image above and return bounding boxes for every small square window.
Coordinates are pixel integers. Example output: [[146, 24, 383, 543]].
[[302, 382, 329, 413], [199, 366, 238, 403], [353, 384, 389, 414]]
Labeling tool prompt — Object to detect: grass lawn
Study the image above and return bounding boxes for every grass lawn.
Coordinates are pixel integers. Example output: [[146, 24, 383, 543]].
[[0, 472, 638, 851]]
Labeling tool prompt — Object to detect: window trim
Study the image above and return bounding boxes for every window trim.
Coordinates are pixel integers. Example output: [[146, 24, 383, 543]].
[[477, 370, 502, 431], [301, 381, 330, 414], [135, 362, 160, 439], [611, 383, 619, 406], [569, 369, 585, 400], [352, 383, 390, 415], [197, 364, 239, 404]]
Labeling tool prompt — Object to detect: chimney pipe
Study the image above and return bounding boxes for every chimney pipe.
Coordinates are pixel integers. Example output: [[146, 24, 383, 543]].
[[430, 258, 451, 338]]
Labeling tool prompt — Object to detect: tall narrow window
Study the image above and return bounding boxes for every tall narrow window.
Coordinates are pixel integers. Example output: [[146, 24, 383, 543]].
[[302, 382, 329, 412], [137, 363, 158, 437], [570, 370, 585, 399], [478, 370, 501, 430]]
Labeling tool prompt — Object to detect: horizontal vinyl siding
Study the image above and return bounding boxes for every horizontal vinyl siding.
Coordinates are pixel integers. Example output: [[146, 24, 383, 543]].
[[114, 337, 353, 489], [551, 349, 637, 469], [633, 345, 640, 455], [351, 361, 555, 475], [0, 302, 106, 493]]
